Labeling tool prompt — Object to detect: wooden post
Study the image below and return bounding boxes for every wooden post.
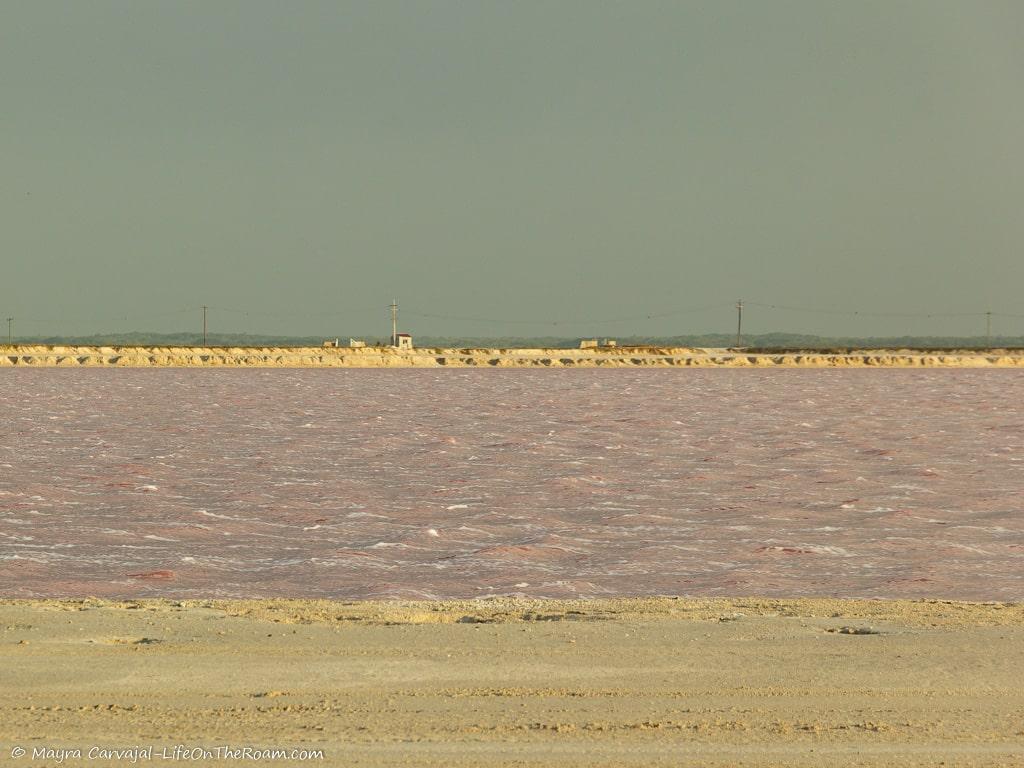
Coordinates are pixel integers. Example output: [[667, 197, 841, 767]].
[[390, 299, 398, 347]]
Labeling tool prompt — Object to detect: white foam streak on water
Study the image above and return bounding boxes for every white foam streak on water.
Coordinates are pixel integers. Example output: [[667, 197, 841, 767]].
[[0, 369, 1021, 600]]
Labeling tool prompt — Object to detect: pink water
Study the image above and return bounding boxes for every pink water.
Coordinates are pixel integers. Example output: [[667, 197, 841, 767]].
[[1, 369, 1021, 600]]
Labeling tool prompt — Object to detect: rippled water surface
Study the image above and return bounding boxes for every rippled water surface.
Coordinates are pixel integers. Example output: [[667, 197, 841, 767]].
[[1, 369, 1022, 600]]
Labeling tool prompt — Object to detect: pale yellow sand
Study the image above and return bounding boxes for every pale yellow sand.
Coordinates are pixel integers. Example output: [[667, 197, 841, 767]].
[[2, 598, 1023, 766], [2, 344, 1024, 367]]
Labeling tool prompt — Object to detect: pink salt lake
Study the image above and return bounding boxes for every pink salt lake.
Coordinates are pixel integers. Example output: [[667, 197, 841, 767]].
[[0, 369, 1021, 600]]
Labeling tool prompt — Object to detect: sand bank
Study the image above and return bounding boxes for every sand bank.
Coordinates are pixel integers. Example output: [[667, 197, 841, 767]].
[[2, 344, 1024, 368], [2, 597, 1022, 766]]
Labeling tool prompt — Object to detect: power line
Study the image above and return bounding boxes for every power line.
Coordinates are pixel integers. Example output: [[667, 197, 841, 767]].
[[207, 305, 381, 319], [3, 300, 1022, 338], [743, 301, 990, 319], [402, 302, 735, 327], [0, 308, 197, 326]]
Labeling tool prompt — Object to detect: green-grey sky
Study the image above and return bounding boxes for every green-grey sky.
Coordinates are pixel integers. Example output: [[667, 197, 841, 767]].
[[2, 0, 1023, 338]]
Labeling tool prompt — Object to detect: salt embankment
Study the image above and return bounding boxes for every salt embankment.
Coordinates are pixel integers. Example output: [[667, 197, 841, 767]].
[[1, 345, 1023, 368]]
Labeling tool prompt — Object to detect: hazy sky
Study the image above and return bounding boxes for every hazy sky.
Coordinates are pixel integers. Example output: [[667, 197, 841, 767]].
[[3, 1, 1023, 338]]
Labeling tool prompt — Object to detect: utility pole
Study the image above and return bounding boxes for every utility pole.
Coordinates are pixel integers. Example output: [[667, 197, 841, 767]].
[[390, 299, 398, 347], [203, 305, 208, 346], [986, 310, 992, 348], [735, 300, 743, 348], [5, 317, 11, 345]]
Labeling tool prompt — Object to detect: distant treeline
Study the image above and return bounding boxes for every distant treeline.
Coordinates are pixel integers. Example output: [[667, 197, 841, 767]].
[[11, 331, 1024, 350]]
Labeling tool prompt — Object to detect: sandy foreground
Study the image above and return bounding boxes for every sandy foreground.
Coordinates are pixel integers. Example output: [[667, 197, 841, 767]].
[[1, 598, 1022, 767], [2, 345, 1024, 368]]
